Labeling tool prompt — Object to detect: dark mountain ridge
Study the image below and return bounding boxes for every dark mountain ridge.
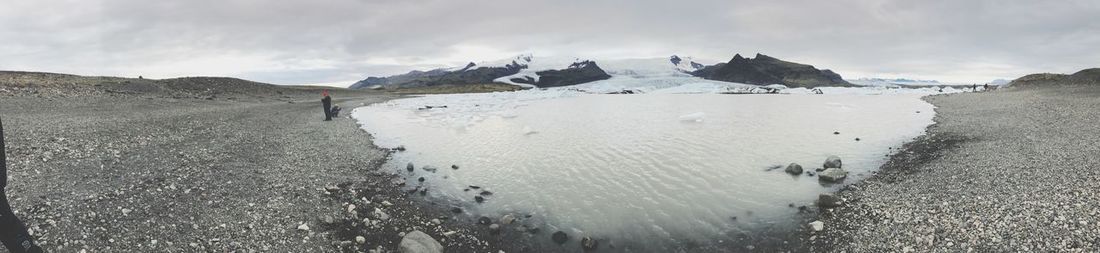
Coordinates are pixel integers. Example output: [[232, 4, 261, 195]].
[[691, 53, 852, 88], [1008, 68, 1100, 87]]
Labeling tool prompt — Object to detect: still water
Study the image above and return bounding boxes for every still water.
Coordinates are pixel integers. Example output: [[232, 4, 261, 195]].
[[354, 92, 934, 250]]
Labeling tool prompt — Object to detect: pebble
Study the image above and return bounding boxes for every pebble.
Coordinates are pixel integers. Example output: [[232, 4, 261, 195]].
[[489, 224, 501, 234], [581, 236, 598, 250]]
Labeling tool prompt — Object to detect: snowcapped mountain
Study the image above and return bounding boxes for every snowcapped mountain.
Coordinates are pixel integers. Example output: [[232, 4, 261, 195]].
[[350, 54, 711, 90], [350, 53, 854, 91]]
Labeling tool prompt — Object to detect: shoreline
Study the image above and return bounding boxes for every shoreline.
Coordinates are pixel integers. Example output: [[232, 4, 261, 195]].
[[802, 85, 1100, 252], [7, 71, 1096, 252]]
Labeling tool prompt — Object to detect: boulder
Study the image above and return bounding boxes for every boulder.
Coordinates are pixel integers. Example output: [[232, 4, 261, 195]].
[[552, 231, 569, 244], [399, 231, 443, 253], [784, 163, 803, 175], [808, 221, 824, 232], [823, 156, 842, 169], [816, 193, 842, 207], [500, 214, 516, 225], [818, 168, 848, 182], [406, 163, 415, 172]]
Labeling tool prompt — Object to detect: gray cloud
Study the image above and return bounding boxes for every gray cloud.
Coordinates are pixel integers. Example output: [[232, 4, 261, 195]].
[[1, 0, 1098, 85]]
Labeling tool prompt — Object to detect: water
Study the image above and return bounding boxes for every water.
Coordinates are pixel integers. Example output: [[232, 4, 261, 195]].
[[353, 91, 935, 250]]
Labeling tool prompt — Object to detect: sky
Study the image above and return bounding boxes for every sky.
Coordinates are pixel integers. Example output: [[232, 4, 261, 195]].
[[1, 0, 1098, 86]]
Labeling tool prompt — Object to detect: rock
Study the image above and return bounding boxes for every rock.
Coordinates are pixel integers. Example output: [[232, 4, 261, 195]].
[[430, 218, 442, 225], [423, 166, 438, 173], [552, 231, 569, 244], [478, 216, 492, 225], [816, 193, 842, 207], [356, 236, 366, 244], [581, 237, 598, 251], [479, 191, 493, 196], [500, 214, 516, 225], [418, 177, 425, 182], [818, 168, 848, 182], [451, 165, 459, 170], [373, 208, 390, 221], [407, 163, 415, 172], [809, 221, 824, 231], [784, 163, 803, 175], [325, 185, 341, 192], [475, 196, 485, 203], [297, 223, 310, 231], [833, 131, 840, 135], [823, 156, 842, 169], [489, 224, 501, 234], [399, 231, 443, 253], [319, 215, 337, 225], [450, 207, 463, 214], [347, 204, 358, 214], [382, 201, 394, 206]]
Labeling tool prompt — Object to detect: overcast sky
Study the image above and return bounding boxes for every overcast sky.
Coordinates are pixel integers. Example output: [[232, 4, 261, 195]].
[[1, 0, 1098, 85]]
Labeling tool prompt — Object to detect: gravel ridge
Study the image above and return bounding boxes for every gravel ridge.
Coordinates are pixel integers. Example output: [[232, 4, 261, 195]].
[[804, 86, 1100, 252]]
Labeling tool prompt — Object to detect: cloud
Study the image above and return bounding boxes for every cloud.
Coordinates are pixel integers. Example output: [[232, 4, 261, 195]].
[[1, 0, 1098, 85]]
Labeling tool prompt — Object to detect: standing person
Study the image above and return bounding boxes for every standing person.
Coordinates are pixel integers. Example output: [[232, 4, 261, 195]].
[[0, 118, 44, 253], [984, 83, 989, 91], [321, 90, 332, 121]]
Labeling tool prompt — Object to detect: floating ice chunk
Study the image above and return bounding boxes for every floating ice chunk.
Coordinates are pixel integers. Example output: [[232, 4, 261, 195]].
[[522, 126, 538, 135], [679, 112, 706, 122], [500, 110, 519, 119]]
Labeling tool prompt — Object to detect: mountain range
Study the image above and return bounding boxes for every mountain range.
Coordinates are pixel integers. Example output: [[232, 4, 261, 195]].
[[350, 53, 853, 90]]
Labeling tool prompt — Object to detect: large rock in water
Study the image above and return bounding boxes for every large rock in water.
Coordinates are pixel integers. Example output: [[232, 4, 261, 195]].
[[691, 53, 853, 88], [818, 168, 848, 182], [399, 231, 443, 253], [784, 163, 804, 175], [823, 156, 842, 169], [816, 193, 842, 207]]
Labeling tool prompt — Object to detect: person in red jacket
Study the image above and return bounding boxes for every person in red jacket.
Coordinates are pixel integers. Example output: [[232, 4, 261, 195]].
[[0, 117, 44, 253], [321, 90, 333, 121]]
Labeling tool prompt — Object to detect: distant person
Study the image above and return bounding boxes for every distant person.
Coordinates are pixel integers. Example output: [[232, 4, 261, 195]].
[[321, 90, 332, 121], [331, 105, 342, 118], [972, 84, 977, 91], [0, 118, 44, 253], [984, 83, 989, 91]]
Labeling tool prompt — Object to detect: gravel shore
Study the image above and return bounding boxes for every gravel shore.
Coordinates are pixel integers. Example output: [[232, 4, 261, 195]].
[[7, 71, 1099, 252], [805, 85, 1100, 252], [0, 72, 524, 252]]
